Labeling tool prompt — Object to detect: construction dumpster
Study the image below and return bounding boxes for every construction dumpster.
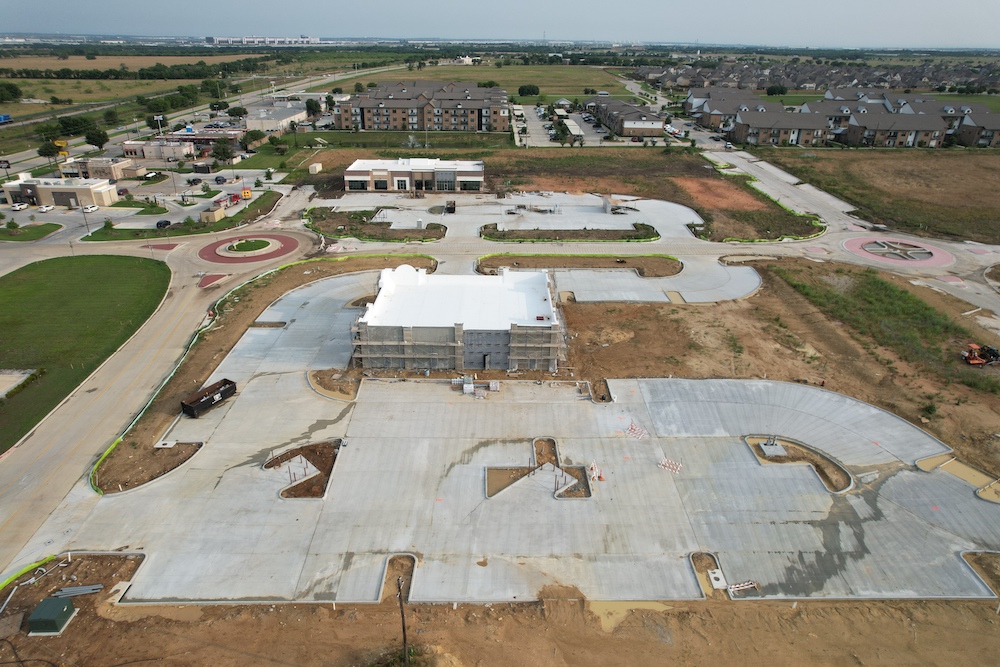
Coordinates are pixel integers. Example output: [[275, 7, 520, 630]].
[[181, 378, 237, 418]]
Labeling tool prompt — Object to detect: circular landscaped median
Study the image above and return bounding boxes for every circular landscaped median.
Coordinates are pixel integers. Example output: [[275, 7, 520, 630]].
[[228, 239, 270, 253]]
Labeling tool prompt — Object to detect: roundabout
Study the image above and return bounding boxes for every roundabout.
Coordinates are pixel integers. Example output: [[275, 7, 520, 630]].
[[197, 234, 300, 264], [844, 236, 955, 267]]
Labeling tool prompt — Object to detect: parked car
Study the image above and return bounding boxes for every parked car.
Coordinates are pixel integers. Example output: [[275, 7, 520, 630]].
[[82, 205, 99, 213], [215, 176, 227, 185], [725, 142, 734, 149], [156, 220, 171, 229], [37, 204, 55, 212], [117, 188, 129, 196], [187, 178, 202, 186], [631, 136, 643, 142], [10, 202, 27, 211]]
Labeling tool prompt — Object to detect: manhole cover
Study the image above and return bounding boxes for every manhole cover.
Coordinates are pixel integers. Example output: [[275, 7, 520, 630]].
[[861, 240, 934, 261]]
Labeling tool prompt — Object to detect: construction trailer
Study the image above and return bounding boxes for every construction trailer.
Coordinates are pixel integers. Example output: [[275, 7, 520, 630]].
[[352, 265, 565, 372]]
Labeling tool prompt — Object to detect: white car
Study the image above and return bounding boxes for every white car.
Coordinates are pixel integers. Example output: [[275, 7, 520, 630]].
[[38, 205, 55, 212], [10, 202, 28, 211], [82, 205, 100, 213]]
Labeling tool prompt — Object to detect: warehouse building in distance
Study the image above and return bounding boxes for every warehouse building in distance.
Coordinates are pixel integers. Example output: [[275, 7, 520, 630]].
[[352, 265, 565, 372], [344, 158, 485, 192]]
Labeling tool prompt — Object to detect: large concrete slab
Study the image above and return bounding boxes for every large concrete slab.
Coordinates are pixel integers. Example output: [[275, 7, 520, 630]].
[[11, 374, 998, 604], [553, 258, 761, 303]]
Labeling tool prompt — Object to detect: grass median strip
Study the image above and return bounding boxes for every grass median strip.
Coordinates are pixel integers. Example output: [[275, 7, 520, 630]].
[[0, 223, 60, 241]]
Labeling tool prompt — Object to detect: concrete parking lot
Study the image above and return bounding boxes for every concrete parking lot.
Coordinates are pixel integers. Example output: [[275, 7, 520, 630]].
[[7, 273, 999, 604]]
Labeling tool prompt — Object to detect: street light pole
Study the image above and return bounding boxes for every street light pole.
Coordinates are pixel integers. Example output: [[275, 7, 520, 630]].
[[154, 115, 164, 138], [81, 208, 91, 235]]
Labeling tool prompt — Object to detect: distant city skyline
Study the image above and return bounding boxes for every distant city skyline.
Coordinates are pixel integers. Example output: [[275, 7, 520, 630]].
[[1, 0, 997, 51]]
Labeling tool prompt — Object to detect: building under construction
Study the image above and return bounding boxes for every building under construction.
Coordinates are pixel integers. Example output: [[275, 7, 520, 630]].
[[352, 265, 565, 372]]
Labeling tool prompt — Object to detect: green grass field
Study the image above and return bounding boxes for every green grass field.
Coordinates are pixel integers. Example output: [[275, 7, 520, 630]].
[[934, 94, 1000, 113], [0, 256, 171, 453], [310, 65, 633, 100], [0, 223, 60, 241], [772, 265, 997, 393]]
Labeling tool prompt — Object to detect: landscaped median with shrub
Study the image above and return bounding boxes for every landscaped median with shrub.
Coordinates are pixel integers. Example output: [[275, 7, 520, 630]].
[[0, 256, 170, 453], [305, 206, 446, 242], [82, 190, 281, 241], [480, 222, 658, 242]]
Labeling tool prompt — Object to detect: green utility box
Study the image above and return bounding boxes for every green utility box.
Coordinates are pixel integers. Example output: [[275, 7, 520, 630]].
[[27, 597, 75, 635]]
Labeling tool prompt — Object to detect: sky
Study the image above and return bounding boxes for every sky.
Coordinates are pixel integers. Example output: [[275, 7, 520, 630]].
[[1, 0, 997, 50]]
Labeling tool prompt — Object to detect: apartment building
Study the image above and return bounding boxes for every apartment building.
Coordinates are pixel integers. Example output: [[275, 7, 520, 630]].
[[583, 97, 666, 137], [956, 114, 1000, 147], [729, 111, 831, 146], [845, 114, 948, 147], [330, 81, 510, 133]]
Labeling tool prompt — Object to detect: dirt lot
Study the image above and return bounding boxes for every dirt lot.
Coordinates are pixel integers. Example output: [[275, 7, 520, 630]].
[[477, 254, 682, 277], [761, 149, 1000, 243], [1, 553, 999, 667], [95, 255, 437, 493]]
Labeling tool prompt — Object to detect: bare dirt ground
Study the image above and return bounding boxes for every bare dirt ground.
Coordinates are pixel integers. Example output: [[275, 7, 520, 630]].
[[2, 553, 1000, 667], [95, 255, 437, 493], [477, 254, 682, 277], [672, 176, 768, 211], [748, 439, 851, 492], [264, 441, 340, 498]]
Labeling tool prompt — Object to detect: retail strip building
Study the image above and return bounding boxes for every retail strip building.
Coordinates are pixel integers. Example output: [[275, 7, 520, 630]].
[[353, 265, 565, 371]]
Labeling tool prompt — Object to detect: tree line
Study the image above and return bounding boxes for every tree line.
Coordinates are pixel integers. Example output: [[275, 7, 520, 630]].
[[0, 56, 272, 81]]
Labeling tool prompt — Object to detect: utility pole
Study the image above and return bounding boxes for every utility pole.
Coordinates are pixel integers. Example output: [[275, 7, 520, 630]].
[[397, 576, 409, 666], [154, 115, 164, 137]]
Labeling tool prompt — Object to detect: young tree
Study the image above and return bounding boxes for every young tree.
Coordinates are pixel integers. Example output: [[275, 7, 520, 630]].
[[353, 82, 364, 93], [210, 100, 230, 111], [103, 108, 119, 125], [227, 106, 248, 118], [37, 141, 60, 163], [85, 129, 110, 151]]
